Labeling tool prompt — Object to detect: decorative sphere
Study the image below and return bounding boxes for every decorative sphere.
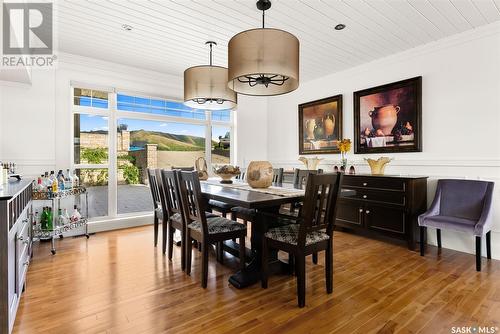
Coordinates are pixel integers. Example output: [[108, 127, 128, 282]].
[[246, 161, 273, 188]]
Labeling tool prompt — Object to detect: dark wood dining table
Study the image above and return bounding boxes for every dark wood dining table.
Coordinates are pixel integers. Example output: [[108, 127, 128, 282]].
[[200, 180, 354, 289]]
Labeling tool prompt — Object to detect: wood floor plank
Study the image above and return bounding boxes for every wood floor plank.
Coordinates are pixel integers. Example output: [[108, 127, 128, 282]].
[[13, 225, 500, 334]]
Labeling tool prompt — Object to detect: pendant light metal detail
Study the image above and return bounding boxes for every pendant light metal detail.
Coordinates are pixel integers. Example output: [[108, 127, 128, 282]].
[[227, 0, 299, 96], [184, 41, 237, 110]]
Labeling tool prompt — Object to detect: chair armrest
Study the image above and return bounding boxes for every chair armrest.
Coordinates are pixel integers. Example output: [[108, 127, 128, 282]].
[[474, 183, 494, 236], [418, 187, 441, 226]]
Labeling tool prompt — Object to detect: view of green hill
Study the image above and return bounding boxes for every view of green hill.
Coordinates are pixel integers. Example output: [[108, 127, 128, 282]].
[[130, 130, 210, 151]]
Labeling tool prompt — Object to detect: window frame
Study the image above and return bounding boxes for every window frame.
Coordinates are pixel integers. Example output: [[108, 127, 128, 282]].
[[71, 85, 234, 221]]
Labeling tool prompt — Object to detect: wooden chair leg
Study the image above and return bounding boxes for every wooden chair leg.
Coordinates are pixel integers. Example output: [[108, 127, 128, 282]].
[[288, 253, 295, 275], [201, 241, 209, 288], [476, 236, 481, 272], [180, 229, 186, 271], [186, 235, 192, 275], [167, 224, 174, 260], [296, 254, 306, 308], [217, 242, 224, 264], [261, 238, 269, 289], [312, 252, 318, 264], [436, 229, 442, 248], [239, 235, 246, 270], [486, 231, 491, 260], [154, 217, 159, 246], [420, 226, 426, 256], [162, 219, 168, 255], [326, 241, 333, 294]]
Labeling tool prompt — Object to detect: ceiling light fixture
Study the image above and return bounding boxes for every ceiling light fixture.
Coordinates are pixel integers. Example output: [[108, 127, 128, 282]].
[[121, 24, 133, 31], [184, 41, 237, 110], [227, 0, 299, 96], [334, 24, 346, 30]]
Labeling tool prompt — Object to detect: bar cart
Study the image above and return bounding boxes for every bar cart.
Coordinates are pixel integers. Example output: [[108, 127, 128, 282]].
[[32, 186, 89, 254]]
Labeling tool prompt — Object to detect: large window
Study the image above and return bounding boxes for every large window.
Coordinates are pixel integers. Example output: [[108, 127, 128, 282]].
[[72, 88, 233, 220]]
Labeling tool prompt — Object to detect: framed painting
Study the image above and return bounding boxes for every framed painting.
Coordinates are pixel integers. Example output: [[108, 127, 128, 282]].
[[298, 94, 343, 154], [354, 76, 422, 154]]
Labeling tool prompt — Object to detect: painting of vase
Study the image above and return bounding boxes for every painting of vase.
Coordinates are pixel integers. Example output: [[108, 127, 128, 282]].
[[298, 94, 343, 154], [354, 76, 422, 154]]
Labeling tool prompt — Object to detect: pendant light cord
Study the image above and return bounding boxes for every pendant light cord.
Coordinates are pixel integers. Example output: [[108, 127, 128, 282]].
[[209, 43, 213, 66], [262, 9, 265, 28]]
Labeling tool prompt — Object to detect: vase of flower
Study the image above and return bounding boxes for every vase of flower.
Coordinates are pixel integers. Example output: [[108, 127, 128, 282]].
[[338, 139, 351, 172]]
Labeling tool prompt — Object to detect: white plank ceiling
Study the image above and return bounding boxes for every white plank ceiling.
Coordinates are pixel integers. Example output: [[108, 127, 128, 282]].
[[54, 0, 500, 81]]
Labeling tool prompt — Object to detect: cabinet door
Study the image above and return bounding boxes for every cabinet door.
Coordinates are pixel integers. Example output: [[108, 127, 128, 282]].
[[364, 204, 406, 235], [335, 199, 363, 228]]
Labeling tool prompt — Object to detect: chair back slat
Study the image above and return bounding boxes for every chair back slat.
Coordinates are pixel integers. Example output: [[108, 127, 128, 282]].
[[293, 168, 323, 189], [272, 168, 284, 184], [161, 169, 183, 217], [178, 171, 209, 237], [147, 168, 161, 209], [297, 173, 343, 247], [172, 166, 195, 171]]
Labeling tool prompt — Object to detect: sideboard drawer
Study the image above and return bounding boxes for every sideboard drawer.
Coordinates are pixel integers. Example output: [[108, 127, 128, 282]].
[[350, 189, 406, 206], [343, 176, 405, 192]]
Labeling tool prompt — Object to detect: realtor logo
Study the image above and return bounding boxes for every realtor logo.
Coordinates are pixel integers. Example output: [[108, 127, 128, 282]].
[[3, 2, 53, 54], [2, 2, 56, 68]]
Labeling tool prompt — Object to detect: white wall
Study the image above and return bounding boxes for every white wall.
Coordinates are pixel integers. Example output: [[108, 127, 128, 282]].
[[235, 95, 268, 166], [267, 22, 500, 259]]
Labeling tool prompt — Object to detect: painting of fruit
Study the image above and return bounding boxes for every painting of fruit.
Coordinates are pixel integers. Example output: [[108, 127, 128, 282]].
[[298, 94, 343, 154], [354, 76, 422, 154]]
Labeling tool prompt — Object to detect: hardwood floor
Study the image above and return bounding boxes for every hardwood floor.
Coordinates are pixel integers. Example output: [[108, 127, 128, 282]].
[[14, 225, 500, 334]]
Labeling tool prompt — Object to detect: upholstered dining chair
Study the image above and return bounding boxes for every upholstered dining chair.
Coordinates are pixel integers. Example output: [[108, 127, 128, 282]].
[[206, 167, 241, 219], [418, 179, 494, 271], [178, 171, 246, 288], [261, 172, 343, 307], [147, 169, 163, 247], [171, 166, 195, 171]]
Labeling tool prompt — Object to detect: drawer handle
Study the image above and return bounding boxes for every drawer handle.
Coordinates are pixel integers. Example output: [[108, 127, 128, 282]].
[[359, 208, 363, 213], [363, 195, 367, 199], [23, 260, 30, 266], [18, 236, 24, 241], [362, 182, 368, 186]]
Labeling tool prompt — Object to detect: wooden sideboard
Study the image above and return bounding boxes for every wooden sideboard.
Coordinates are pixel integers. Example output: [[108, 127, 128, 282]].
[[0, 180, 33, 333], [335, 174, 428, 250]]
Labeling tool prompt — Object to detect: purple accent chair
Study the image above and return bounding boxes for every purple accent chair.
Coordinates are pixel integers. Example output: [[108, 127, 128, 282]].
[[418, 179, 494, 271]]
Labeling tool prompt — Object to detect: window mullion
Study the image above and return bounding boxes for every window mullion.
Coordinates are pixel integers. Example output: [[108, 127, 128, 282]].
[[108, 93, 118, 218]]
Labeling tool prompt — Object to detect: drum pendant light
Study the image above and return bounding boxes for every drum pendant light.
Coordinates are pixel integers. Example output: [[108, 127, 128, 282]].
[[227, 0, 299, 96], [184, 41, 237, 110]]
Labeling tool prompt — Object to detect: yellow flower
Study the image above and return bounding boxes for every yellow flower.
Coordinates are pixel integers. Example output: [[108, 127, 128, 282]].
[[338, 139, 351, 153]]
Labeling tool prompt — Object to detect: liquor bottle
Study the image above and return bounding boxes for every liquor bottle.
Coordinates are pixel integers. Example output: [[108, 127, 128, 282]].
[[57, 208, 65, 227], [47, 208, 53, 230], [73, 170, 79, 188], [43, 172, 50, 187], [71, 205, 81, 222], [65, 169, 73, 189], [62, 209, 70, 224], [51, 176, 58, 193], [57, 170, 65, 190], [33, 210, 39, 226], [41, 207, 48, 230]]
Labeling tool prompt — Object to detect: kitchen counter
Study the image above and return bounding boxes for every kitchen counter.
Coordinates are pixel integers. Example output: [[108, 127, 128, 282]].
[[0, 179, 32, 200]]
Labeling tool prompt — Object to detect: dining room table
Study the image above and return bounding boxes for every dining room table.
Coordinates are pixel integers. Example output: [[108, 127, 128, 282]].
[[199, 178, 355, 289]]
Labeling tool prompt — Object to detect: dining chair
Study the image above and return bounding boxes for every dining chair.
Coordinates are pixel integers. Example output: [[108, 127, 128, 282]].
[[261, 172, 343, 307], [178, 171, 247, 288], [419, 179, 494, 271], [272, 168, 284, 184], [159, 169, 188, 269], [147, 168, 163, 247]]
